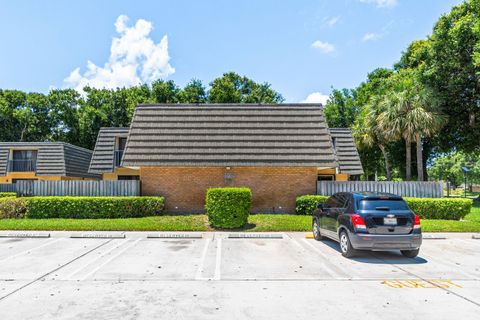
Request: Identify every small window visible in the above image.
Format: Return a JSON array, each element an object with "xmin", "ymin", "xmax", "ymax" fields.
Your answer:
[
  {"xmin": 118, "ymin": 175, "xmax": 139, "ymax": 181},
  {"xmin": 332, "ymin": 137, "xmax": 337, "ymax": 152},
  {"xmin": 318, "ymin": 175, "xmax": 334, "ymax": 181},
  {"xmin": 117, "ymin": 137, "xmax": 128, "ymax": 151}
]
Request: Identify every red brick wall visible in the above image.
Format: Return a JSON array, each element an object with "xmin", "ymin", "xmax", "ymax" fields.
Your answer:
[{"xmin": 141, "ymin": 167, "xmax": 317, "ymax": 213}]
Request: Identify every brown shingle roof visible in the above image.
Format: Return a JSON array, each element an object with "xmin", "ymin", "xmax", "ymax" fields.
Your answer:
[
  {"xmin": 122, "ymin": 104, "xmax": 337, "ymax": 168},
  {"xmin": 330, "ymin": 128, "xmax": 364, "ymax": 175}
]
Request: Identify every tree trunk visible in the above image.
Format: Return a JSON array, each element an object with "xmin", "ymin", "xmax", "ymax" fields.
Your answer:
[
  {"xmin": 378, "ymin": 144, "xmax": 392, "ymax": 181},
  {"xmin": 405, "ymin": 138, "xmax": 412, "ymax": 181},
  {"xmin": 416, "ymin": 133, "xmax": 424, "ymax": 181}
]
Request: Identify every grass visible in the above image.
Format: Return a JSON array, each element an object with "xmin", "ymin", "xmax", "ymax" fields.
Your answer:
[{"xmin": 0, "ymin": 203, "xmax": 478, "ymax": 232}]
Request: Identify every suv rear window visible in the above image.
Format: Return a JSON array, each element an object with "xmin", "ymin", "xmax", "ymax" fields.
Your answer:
[{"xmin": 357, "ymin": 199, "xmax": 409, "ymax": 211}]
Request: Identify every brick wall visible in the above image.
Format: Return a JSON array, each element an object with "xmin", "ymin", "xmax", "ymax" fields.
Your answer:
[{"xmin": 141, "ymin": 167, "xmax": 318, "ymax": 213}]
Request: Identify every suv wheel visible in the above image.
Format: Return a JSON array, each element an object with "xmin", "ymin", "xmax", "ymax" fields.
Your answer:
[
  {"xmin": 401, "ymin": 249, "xmax": 420, "ymax": 258},
  {"xmin": 339, "ymin": 230, "xmax": 356, "ymax": 258},
  {"xmin": 312, "ymin": 218, "xmax": 323, "ymax": 241}
]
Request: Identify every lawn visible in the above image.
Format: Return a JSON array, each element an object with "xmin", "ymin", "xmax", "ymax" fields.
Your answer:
[{"xmin": 0, "ymin": 203, "xmax": 478, "ymax": 232}]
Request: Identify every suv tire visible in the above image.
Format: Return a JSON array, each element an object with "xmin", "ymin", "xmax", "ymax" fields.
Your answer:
[
  {"xmin": 339, "ymin": 230, "xmax": 356, "ymax": 258},
  {"xmin": 401, "ymin": 249, "xmax": 420, "ymax": 258},
  {"xmin": 313, "ymin": 218, "xmax": 323, "ymax": 241}
]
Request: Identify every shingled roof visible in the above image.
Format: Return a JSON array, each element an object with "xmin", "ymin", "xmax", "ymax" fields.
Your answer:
[
  {"xmin": 0, "ymin": 142, "xmax": 99, "ymax": 178},
  {"xmin": 121, "ymin": 104, "xmax": 337, "ymax": 168},
  {"xmin": 89, "ymin": 128, "xmax": 130, "ymax": 174},
  {"xmin": 329, "ymin": 128, "xmax": 364, "ymax": 175}
]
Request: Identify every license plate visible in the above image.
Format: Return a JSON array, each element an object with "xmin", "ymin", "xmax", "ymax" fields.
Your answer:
[{"xmin": 384, "ymin": 217, "xmax": 397, "ymax": 225}]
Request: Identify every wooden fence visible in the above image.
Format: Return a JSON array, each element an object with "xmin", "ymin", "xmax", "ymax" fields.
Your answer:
[
  {"xmin": 0, "ymin": 184, "xmax": 17, "ymax": 193},
  {"xmin": 317, "ymin": 181, "xmax": 444, "ymax": 198},
  {"xmin": 16, "ymin": 180, "xmax": 141, "ymax": 197}
]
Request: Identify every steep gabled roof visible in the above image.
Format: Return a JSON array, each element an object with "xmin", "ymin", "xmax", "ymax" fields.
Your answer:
[
  {"xmin": 330, "ymin": 128, "xmax": 364, "ymax": 175},
  {"xmin": 89, "ymin": 127, "xmax": 130, "ymax": 173},
  {"xmin": 0, "ymin": 142, "xmax": 98, "ymax": 178},
  {"xmin": 122, "ymin": 104, "xmax": 337, "ymax": 168}
]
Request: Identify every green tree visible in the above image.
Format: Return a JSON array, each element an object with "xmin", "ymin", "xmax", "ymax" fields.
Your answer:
[
  {"xmin": 323, "ymin": 88, "xmax": 358, "ymax": 128},
  {"xmin": 152, "ymin": 80, "xmax": 179, "ymax": 103},
  {"xmin": 178, "ymin": 79, "xmax": 207, "ymax": 103},
  {"xmin": 208, "ymin": 72, "xmax": 283, "ymax": 103}
]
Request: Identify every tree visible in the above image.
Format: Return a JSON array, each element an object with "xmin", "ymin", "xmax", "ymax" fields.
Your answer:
[
  {"xmin": 208, "ymin": 72, "xmax": 283, "ymax": 103},
  {"xmin": 152, "ymin": 80, "xmax": 179, "ymax": 103},
  {"xmin": 377, "ymin": 72, "xmax": 444, "ymax": 180},
  {"xmin": 178, "ymin": 79, "xmax": 207, "ymax": 103},
  {"xmin": 323, "ymin": 89, "xmax": 358, "ymax": 128}
]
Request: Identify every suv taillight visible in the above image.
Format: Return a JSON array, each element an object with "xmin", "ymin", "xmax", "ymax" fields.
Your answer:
[
  {"xmin": 351, "ymin": 214, "xmax": 367, "ymax": 231},
  {"xmin": 413, "ymin": 214, "xmax": 421, "ymax": 229}
]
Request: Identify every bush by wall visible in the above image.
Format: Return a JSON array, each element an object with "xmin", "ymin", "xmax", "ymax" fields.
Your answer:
[
  {"xmin": 0, "ymin": 198, "xmax": 27, "ymax": 219},
  {"xmin": 296, "ymin": 195, "xmax": 472, "ymax": 220},
  {"xmin": 0, "ymin": 192, "xmax": 16, "ymax": 198},
  {"xmin": 206, "ymin": 187, "xmax": 251, "ymax": 228},
  {"xmin": 0, "ymin": 196, "xmax": 166, "ymax": 219},
  {"xmin": 295, "ymin": 195, "xmax": 329, "ymax": 215},
  {"xmin": 404, "ymin": 197, "xmax": 472, "ymax": 220}
]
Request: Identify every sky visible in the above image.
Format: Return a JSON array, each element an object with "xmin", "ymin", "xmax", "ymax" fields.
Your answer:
[{"xmin": 0, "ymin": 0, "xmax": 464, "ymax": 103}]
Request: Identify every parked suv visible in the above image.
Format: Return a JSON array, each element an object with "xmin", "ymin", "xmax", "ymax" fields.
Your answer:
[{"xmin": 312, "ymin": 192, "xmax": 422, "ymax": 258}]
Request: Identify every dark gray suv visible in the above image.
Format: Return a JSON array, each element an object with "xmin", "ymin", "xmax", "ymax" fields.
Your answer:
[{"xmin": 312, "ymin": 192, "xmax": 422, "ymax": 258}]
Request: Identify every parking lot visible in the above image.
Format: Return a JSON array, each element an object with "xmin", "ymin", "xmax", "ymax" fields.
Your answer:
[{"xmin": 0, "ymin": 231, "xmax": 479, "ymax": 319}]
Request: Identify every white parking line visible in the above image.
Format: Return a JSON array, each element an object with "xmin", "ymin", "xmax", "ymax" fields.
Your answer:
[
  {"xmin": 213, "ymin": 238, "xmax": 222, "ymax": 281},
  {"xmin": 301, "ymin": 238, "xmax": 348, "ymax": 278},
  {"xmin": 80, "ymin": 239, "xmax": 141, "ymax": 281},
  {"xmin": 0, "ymin": 238, "xmax": 63, "ymax": 263},
  {"xmin": 64, "ymin": 240, "xmax": 132, "ymax": 280},
  {"xmin": 195, "ymin": 238, "xmax": 211, "ymax": 280}
]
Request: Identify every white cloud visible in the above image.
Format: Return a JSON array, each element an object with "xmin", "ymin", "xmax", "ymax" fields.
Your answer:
[
  {"xmin": 64, "ymin": 15, "xmax": 175, "ymax": 92},
  {"xmin": 359, "ymin": 0, "xmax": 397, "ymax": 8},
  {"xmin": 362, "ymin": 32, "xmax": 382, "ymax": 42},
  {"xmin": 325, "ymin": 16, "xmax": 340, "ymax": 27},
  {"xmin": 302, "ymin": 92, "xmax": 330, "ymax": 105},
  {"xmin": 311, "ymin": 40, "xmax": 335, "ymax": 54}
]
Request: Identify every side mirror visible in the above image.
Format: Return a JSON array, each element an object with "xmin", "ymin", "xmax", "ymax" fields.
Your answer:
[{"xmin": 317, "ymin": 203, "xmax": 324, "ymax": 209}]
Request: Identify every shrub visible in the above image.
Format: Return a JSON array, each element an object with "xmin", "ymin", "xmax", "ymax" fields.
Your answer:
[
  {"xmin": 295, "ymin": 195, "xmax": 472, "ymax": 220},
  {"xmin": 0, "ymin": 192, "xmax": 16, "ymax": 198},
  {"xmin": 295, "ymin": 195, "xmax": 329, "ymax": 215},
  {"xmin": 404, "ymin": 197, "xmax": 472, "ymax": 220},
  {"xmin": 24, "ymin": 196, "xmax": 165, "ymax": 219},
  {"xmin": 206, "ymin": 187, "xmax": 251, "ymax": 228},
  {"xmin": 0, "ymin": 198, "xmax": 27, "ymax": 219}
]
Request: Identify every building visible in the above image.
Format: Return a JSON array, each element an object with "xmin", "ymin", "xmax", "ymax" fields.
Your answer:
[
  {"xmin": 88, "ymin": 127, "xmax": 140, "ymax": 180},
  {"xmin": 327, "ymin": 128, "xmax": 364, "ymax": 180},
  {"xmin": 0, "ymin": 142, "xmax": 99, "ymax": 183},
  {"xmin": 120, "ymin": 104, "xmax": 344, "ymax": 213}
]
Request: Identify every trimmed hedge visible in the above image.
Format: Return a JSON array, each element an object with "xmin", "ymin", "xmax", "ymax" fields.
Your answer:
[
  {"xmin": 295, "ymin": 195, "xmax": 328, "ymax": 215},
  {"xmin": 0, "ymin": 196, "xmax": 165, "ymax": 219},
  {"xmin": 404, "ymin": 197, "xmax": 472, "ymax": 220},
  {"xmin": 206, "ymin": 187, "xmax": 251, "ymax": 228},
  {"xmin": 0, "ymin": 192, "xmax": 16, "ymax": 198},
  {"xmin": 295, "ymin": 195, "xmax": 472, "ymax": 220}
]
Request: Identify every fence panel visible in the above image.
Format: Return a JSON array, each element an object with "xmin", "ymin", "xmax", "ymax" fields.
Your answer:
[
  {"xmin": 317, "ymin": 181, "xmax": 443, "ymax": 198},
  {"xmin": 0, "ymin": 184, "xmax": 16, "ymax": 192},
  {"xmin": 16, "ymin": 180, "xmax": 140, "ymax": 197}
]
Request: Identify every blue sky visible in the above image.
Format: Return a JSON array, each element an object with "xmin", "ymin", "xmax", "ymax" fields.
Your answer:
[{"xmin": 0, "ymin": 0, "xmax": 463, "ymax": 102}]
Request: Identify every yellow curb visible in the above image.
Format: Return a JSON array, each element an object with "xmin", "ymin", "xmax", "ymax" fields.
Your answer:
[{"xmin": 305, "ymin": 233, "xmax": 314, "ymax": 239}]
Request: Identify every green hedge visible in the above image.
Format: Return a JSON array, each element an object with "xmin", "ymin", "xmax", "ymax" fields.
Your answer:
[
  {"xmin": 0, "ymin": 198, "xmax": 27, "ymax": 219},
  {"xmin": 0, "ymin": 196, "xmax": 164, "ymax": 219},
  {"xmin": 404, "ymin": 197, "xmax": 472, "ymax": 220},
  {"xmin": 295, "ymin": 195, "xmax": 472, "ymax": 220},
  {"xmin": 206, "ymin": 187, "xmax": 251, "ymax": 228},
  {"xmin": 295, "ymin": 195, "xmax": 329, "ymax": 215},
  {"xmin": 0, "ymin": 192, "xmax": 16, "ymax": 198}
]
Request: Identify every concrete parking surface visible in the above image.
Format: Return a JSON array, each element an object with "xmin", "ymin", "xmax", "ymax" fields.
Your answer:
[{"xmin": 0, "ymin": 231, "xmax": 479, "ymax": 319}]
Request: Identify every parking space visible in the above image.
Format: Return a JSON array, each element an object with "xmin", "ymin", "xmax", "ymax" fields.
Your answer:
[{"xmin": 0, "ymin": 231, "xmax": 479, "ymax": 319}]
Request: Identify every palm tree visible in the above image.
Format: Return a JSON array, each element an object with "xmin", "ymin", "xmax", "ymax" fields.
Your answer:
[
  {"xmin": 354, "ymin": 103, "xmax": 393, "ymax": 180},
  {"xmin": 377, "ymin": 90, "xmax": 443, "ymax": 181}
]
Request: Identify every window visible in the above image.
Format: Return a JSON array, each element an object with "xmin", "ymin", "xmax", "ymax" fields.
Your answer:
[
  {"xmin": 318, "ymin": 175, "xmax": 335, "ymax": 181},
  {"xmin": 118, "ymin": 175, "xmax": 139, "ymax": 181},
  {"xmin": 332, "ymin": 137, "xmax": 337, "ymax": 152},
  {"xmin": 115, "ymin": 137, "xmax": 128, "ymax": 167},
  {"xmin": 9, "ymin": 150, "xmax": 37, "ymax": 172},
  {"xmin": 357, "ymin": 199, "xmax": 409, "ymax": 211}
]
